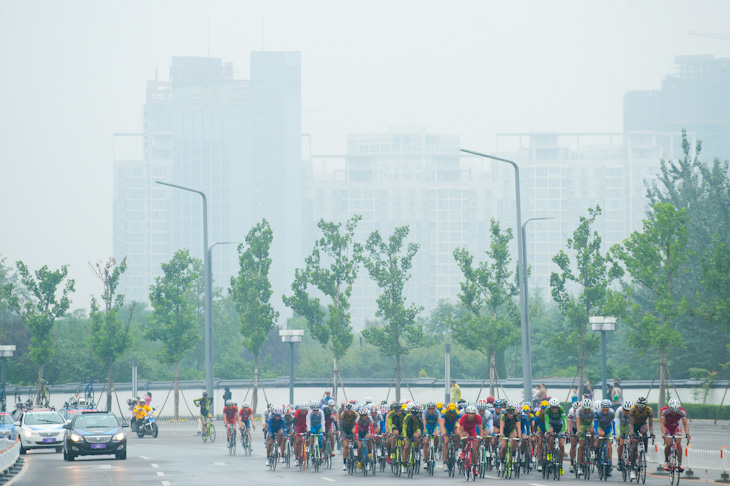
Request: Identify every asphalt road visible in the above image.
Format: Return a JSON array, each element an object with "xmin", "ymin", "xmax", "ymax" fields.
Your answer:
[{"xmin": 8, "ymin": 423, "xmax": 727, "ymax": 486}]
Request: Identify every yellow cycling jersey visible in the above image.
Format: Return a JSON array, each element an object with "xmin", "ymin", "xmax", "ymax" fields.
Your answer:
[{"xmin": 630, "ymin": 405, "xmax": 653, "ymax": 424}]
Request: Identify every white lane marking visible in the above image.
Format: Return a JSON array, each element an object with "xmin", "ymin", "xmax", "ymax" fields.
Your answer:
[
  {"xmin": 212, "ymin": 462, "xmax": 228, "ymax": 466},
  {"xmin": 156, "ymin": 471, "xmax": 165, "ymax": 477},
  {"xmin": 60, "ymin": 465, "xmax": 114, "ymax": 469},
  {"xmin": 531, "ymin": 483, "xmax": 549, "ymax": 486},
  {"xmin": 151, "ymin": 463, "xmax": 159, "ymax": 468},
  {"xmin": 322, "ymin": 478, "xmax": 336, "ymax": 482},
  {"xmin": 161, "ymin": 482, "xmax": 171, "ymax": 486},
  {"xmin": 139, "ymin": 455, "xmax": 149, "ymax": 459},
  {"xmin": 485, "ymin": 475, "xmax": 499, "ymax": 479}
]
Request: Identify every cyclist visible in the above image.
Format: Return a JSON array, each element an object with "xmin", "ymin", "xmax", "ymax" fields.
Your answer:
[
  {"xmin": 575, "ymin": 398, "xmax": 595, "ymax": 475},
  {"xmin": 323, "ymin": 403, "xmax": 337, "ymax": 457},
  {"xmin": 238, "ymin": 401, "xmax": 254, "ymax": 451},
  {"xmin": 459, "ymin": 404, "xmax": 483, "ymax": 467},
  {"xmin": 440, "ymin": 402, "xmax": 460, "ymax": 470},
  {"xmin": 307, "ymin": 403, "xmax": 326, "ymax": 462},
  {"xmin": 402, "ymin": 402, "xmax": 424, "ymax": 467},
  {"xmin": 422, "ymin": 401, "xmax": 441, "ymax": 467},
  {"xmin": 499, "ymin": 402, "xmax": 519, "ymax": 470},
  {"xmin": 293, "ymin": 402, "xmax": 308, "ymax": 467},
  {"xmin": 477, "ymin": 400, "xmax": 494, "ymax": 435},
  {"xmin": 341, "ymin": 402, "xmax": 358, "ymax": 470},
  {"xmin": 369, "ymin": 404, "xmax": 384, "ymax": 454},
  {"xmin": 354, "ymin": 407, "xmax": 374, "ymax": 468},
  {"xmin": 566, "ymin": 400, "xmax": 580, "ymax": 473},
  {"xmin": 222, "ymin": 399, "xmax": 238, "ymax": 443},
  {"xmin": 193, "ymin": 392, "xmax": 212, "ymax": 436},
  {"xmin": 660, "ymin": 398, "xmax": 690, "ymax": 472},
  {"xmin": 265, "ymin": 407, "xmax": 288, "ymax": 467},
  {"xmin": 629, "ymin": 396, "xmax": 654, "ymax": 481},
  {"xmin": 615, "ymin": 400, "xmax": 632, "ymax": 472},
  {"xmin": 519, "ymin": 403, "xmax": 534, "ymax": 460},
  {"xmin": 594, "ymin": 399, "xmax": 616, "ymax": 476},
  {"xmin": 386, "ymin": 402, "xmax": 404, "ymax": 466},
  {"xmin": 543, "ymin": 397, "xmax": 567, "ymax": 475}
]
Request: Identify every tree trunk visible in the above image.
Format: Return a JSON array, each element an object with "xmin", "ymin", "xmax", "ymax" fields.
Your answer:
[
  {"xmin": 396, "ymin": 355, "xmax": 402, "ymax": 403},
  {"xmin": 106, "ymin": 363, "xmax": 113, "ymax": 412},
  {"xmin": 35, "ymin": 364, "xmax": 44, "ymax": 405},
  {"xmin": 489, "ymin": 351, "xmax": 496, "ymax": 397},
  {"xmin": 659, "ymin": 352, "xmax": 667, "ymax": 411},
  {"xmin": 174, "ymin": 361, "xmax": 180, "ymax": 420},
  {"xmin": 252, "ymin": 354, "xmax": 259, "ymax": 414},
  {"xmin": 332, "ymin": 357, "xmax": 338, "ymax": 405}
]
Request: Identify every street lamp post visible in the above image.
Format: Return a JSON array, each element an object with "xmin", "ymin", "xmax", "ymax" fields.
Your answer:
[
  {"xmin": 522, "ymin": 217, "xmax": 554, "ymax": 359},
  {"xmin": 590, "ymin": 316, "xmax": 616, "ymax": 400},
  {"xmin": 156, "ymin": 181, "xmax": 214, "ymax": 400},
  {"xmin": 0, "ymin": 345, "xmax": 15, "ymax": 412},
  {"xmin": 461, "ymin": 148, "xmax": 532, "ymax": 402},
  {"xmin": 279, "ymin": 330, "xmax": 304, "ymax": 404}
]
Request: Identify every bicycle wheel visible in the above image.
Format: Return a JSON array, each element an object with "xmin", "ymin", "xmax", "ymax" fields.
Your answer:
[
  {"xmin": 514, "ymin": 446, "xmax": 521, "ymax": 479},
  {"xmin": 271, "ymin": 450, "xmax": 279, "ymax": 471},
  {"xmin": 621, "ymin": 449, "xmax": 628, "ymax": 482},
  {"xmin": 640, "ymin": 450, "xmax": 647, "ymax": 484},
  {"xmin": 325, "ymin": 440, "xmax": 332, "ymax": 469},
  {"xmin": 313, "ymin": 443, "xmax": 320, "ymax": 472},
  {"xmin": 202, "ymin": 424, "xmax": 208, "ymax": 443},
  {"xmin": 209, "ymin": 423, "xmax": 216, "ymax": 443}
]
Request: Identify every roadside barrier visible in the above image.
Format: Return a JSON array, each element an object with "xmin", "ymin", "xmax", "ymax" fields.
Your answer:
[
  {"xmin": 647, "ymin": 442, "xmax": 730, "ymax": 482},
  {"xmin": 0, "ymin": 438, "xmax": 22, "ymax": 482}
]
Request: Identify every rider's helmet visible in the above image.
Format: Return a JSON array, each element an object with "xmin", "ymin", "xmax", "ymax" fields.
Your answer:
[
  {"xmin": 541, "ymin": 400, "xmax": 550, "ymax": 409},
  {"xmin": 548, "ymin": 397, "xmax": 560, "ymax": 408},
  {"xmin": 522, "ymin": 404, "xmax": 531, "ymax": 412},
  {"xmin": 272, "ymin": 407, "xmax": 281, "ymax": 416},
  {"xmin": 389, "ymin": 402, "xmax": 398, "ymax": 411},
  {"xmin": 226, "ymin": 399, "xmax": 233, "ymax": 406},
  {"xmin": 505, "ymin": 403, "xmax": 516, "ymax": 412},
  {"xmin": 622, "ymin": 400, "xmax": 633, "ymax": 410},
  {"xmin": 364, "ymin": 396, "xmax": 373, "ymax": 404},
  {"xmin": 359, "ymin": 407, "xmax": 368, "ymax": 416},
  {"xmin": 465, "ymin": 405, "xmax": 477, "ymax": 414},
  {"xmin": 572, "ymin": 401, "xmax": 581, "ymax": 410},
  {"xmin": 426, "ymin": 401, "xmax": 436, "ymax": 409},
  {"xmin": 494, "ymin": 399, "xmax": 504, "ymax": 408},
  {"xmin": 401, "ymin": 403, "xmax": 408, "ymax": 411},
  {"xmin": 312, "ymin": 403, "xmax": 320, "ymax": 411},
  {"xmin": 581, "ymin": 398, "xmax": 593, "ymax": 410},
  {"xmin": 593, "ymin": 400, "xmax": 601, "ymax": 411},
  {"xmin": 636, "ymin": 397, "xmax": 648, "ymax": 409},
  {"xmin": 477, "ymin": 401, "xmax": 487, "ymax": 411},
  {"xmin": 369, "ymin": 404, "xmax": 378, "ymax": 413},
  {"xmin": 447, "ymin": 402, "xmax": 456, "ymax": 412},
  {"xmin": 242, "ymin": 401, "xmax": 250, "ymax": 409},
  {"xmin": 202, "ymin": 392, "xmax": 208, "ymax": 397},
  {"xmin": 600, "ymin": 399, "xmax": 611, "ymax": 409},
  {"xmin": 328, "ymin": 399, "xmax": 335, "ymax": 407},
  {"xmin": 485, "ymin": 403, "xmax": 494, "ymax": 411},
  {"xmin": 668, "ymin": 398, "xmax": 681, "ymax": 412},
  {"xmin": 286, "ymin": 407, "xmax": 294, "ymax": 415},
  {"xmin": 345, "ymin": 402, "xmax": 353, "ymax": 411},
  {"xmin": 436, "ymin": 402, "xmax": 443, "ymax": 409},
  {"xmin": 406, "ymin": 402, "xmax": 415, "ymax": 412},
  {"xmin": 486, "ymin": 395, "xmax": 495, "ymax": 404}
]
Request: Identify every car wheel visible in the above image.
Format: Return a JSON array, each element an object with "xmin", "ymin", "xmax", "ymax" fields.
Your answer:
[
  {"xmin": 19, "ymin": 445, "xmax": 26, "ymax": 455},
  {"xmin": 63, "ymin": 448, "xmax": 68, "ymax": 461},
  {"xmin": 67, "ymin": 451, "xmax": 75, "ymax": 461},
  {"xmin": 116, "ymin": 451, "xmax": 127, "ymax": 460},
  {"xmin": 55, "ymin": 446, "xmax": 63, "ymax": 453}
]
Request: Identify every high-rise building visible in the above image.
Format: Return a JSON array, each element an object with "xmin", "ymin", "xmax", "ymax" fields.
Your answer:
[
  {"xmin": 114, "ymin": 53, "xmax": 302, "ymax": 312},
  {"xmin": 624, "ymin": 55, "xmax": 730, "ymax": 160}
]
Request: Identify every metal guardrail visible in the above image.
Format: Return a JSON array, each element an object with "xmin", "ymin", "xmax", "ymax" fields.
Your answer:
[
  {"xmin": 647, "ymin": 442, "xmax": 730, "ymax": 472},
  {"xmin": 0, "ymin": 437, "xmax": 21, "ymax": 476}
]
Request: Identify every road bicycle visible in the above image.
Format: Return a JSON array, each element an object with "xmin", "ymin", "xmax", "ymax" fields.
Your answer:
[
  {"xmin": 240, "ymin": 425, "xmax": 252, "ymax": 455},
  {"xmin": 424, "ymin": 432, "xmax": 437, "ymax": 476},
  {"xmin": 360, "ymin": 436, "xmax": 376, "ymax": 477},
  {"xmin": 578, "ymin": 432, "xmax": 592, "ymax": 480},
  {"xmin": 499, "ymin": 434, "xmax": 517, "ymax": 480},
  {"xmin": 268, "ymin": 440, "xmax": 280, "ymax": 471},
  {"xmin": 390, "ymin": 436, "xmax": 405, "ymax": 477},
  {"xmin": 462, "ymin": 436, "xmax": 480, "ymax": 481},
  {"xmin": 404, "ymin": 436, "xmax": 421, "ymax": 478},
  {"xmin": 667, "ymin": 434, "xmax": 687, "ymax": 486},
  {"xmin": 202, "ymin": 417, "xmax": 216, "ymax": 443},
  {"xmin": 629, "ymin": 433, "xmax": 653, "ymax": 484},
  {"xmin": 375, "ymin": 434, "xmax": 387, "ymax": 472},
  {"xmin": 543, "ymin": 432, "xmax": 562, "ymax": 480},
  {"xmin": 596, "ymin": 435, "xmax": 612, "ymax": 481},
  {"xmin": 227, "ymin": 425, "xmax": 236, "ymax": 455},
  {"xmin": 619, "ymin": 434, "xmax": 631, "ymax": 482},
  {"xmin": 445, "ymin": 433, "xmax": 459, "ymax": 478},
  {"xmin": 310, "ymin": 432, "xmax": 326, "ymax": 472}
]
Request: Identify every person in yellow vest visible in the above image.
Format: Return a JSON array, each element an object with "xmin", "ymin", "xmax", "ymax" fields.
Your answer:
[
  {"xmin": 132, "ymin": 398, "xmax": 152, "ymax": 432},
  {"xmin": 451, "ymin": 380, "xmax": 462, "ymax": 402}
]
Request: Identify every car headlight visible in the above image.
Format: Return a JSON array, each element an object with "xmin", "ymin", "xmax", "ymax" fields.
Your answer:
[
  {"xmin": 23, "ymin": 429, "xmax": 33, "ymax": 438},
  {"xmin": 113, "ymin": 433, "xmax": 125, "ymax": 442},
  {"xmin": 70, "ymin": 433, "xmax": 82, "ymax": 442}
]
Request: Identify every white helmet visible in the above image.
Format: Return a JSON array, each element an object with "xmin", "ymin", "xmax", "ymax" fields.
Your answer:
[
  {"xmin": 466, "ymin": 405, "xmax": 477, "ymax": 414},
  {"xmin": 242, "ymin": 401, "xmax": 250, "ymax": 408},
  {"xmin": 581, "ymin": 398, "xmax": 593, "ymax": 409},
  {"xmin": 226, "ymin": 399, "xmax": 233, "ymax": 406},
  {"xmin": 548, "ymin": 398, "xmax": 560, "ymax": 407},
  {"xmin": 622, "ymin": 400, "xmax": 633, "ymax": 410},
  {"xmin": 668, "ymin": 398, "xmax": 681, "ymax": 412},
  {"xmin": 364, "ymin": 396, "xmax": 373, "ymax": 404},
  {"xmin": 572, "ymin": 401, "xmax": 581, "ymax": 410}
]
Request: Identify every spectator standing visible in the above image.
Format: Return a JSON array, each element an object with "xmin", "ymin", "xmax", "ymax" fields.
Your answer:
[
  {"xmin": 531, "ymin": 385, "xmax": 540, "ymax": 406},
  {"xmin": 538, "ymin": 384, "xmax": 548, "ymax": 401},
  {"xmin": 610, "ymin": 379, "xmax": 623, "ymax": 410},
  {"xmin": 583, "ymin": 380, "xmax": 594, "ymax": 400},
  {"xmin": 451, "ymin": 380, "xmax": 462, "ymax": 402},
  {"xmin": 145, "ymin": 392, "xmax": 152, "ymax": 407},
  {"xmin": 569, "ymin": 387, "xmax": 578, "ymax": 403}
]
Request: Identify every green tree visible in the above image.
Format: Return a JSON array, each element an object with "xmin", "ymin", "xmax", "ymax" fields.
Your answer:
[
  {"xmin": 551, "ymin": 206, "xmax": 622, "ymax": 399},
  {"xmin": 699, "ymin": 240, "xmax": 730, "ymax": 330},
  {"xmin": 88, "ymin": 257, "xmax": 134, "ymax": 411},
  {"xmin": 451, "ymin": 218, "xmax": 520, "ymax": 396},
  {"xmin": 146, "ymin": 250, "xmax": 200, "ymax": 419},
  {"xmin": 230, "ymin": 220, "xmax": 278, "ymax": 413},
  {"xmin": 283, "ymin": 215, "xmax": 361, "ymax": 403},
  {"xmin": 358, "ymin": 225, "xmax": 427, "ymax": 402},
  {"xmin": 611, "ymin": 202, "xmax": 691, "ymax": 409},
  {"xmin": 9, "ymin": 261, "xmax": 74, "ymax": 404}
]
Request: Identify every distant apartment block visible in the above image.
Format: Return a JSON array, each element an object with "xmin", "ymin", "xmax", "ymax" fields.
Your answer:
[{"xmin": 114, "ymin": 53, "xmax": 303, "ymax": 311}]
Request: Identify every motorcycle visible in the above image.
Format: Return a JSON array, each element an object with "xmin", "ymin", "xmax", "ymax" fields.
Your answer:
[{"xmin": 136, "ymin": 407, "xmax": 159, "ymax": 438}]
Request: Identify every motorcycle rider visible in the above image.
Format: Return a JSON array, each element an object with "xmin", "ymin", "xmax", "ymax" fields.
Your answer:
[{"xmin": 133, "ymin": 397, "xmax": 152, "ymax": 432}]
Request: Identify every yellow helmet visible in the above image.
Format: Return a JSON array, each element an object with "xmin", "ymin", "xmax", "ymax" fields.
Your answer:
[
  {"xmin": 522, "ymin": 404, "xmax": 531, "ymax": 412},
  {"xmin": 541, "ymin": 400, "xmax": 549, "ymax": 409},
  {"xmin": 401, "ymin": 403, "xmax": 408, "ymax": 410},
  {"xmin": 436, "ymin": 402, "xmax": 443, "ymax": 410},
  {"xmin": 447, "ymin": 402, "xmax": 456, "ymax": 411}
]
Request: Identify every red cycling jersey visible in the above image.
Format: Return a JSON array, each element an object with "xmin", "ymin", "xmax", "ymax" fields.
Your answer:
[
  {"xmin": 238, "ymin": 407, "xmax": 253, "ymax": 422},
  {"xmin": 294, "ymin": 408, "xmax": 308, "ymax": 433},
  {"xmin": 223, "ymin": 406, "xmax": 238, "ymax": 424},
  {"xmin": 660, "ymin": 406, "xmax": 686, "ymax": 434},
  {"xmin": 459, "ymin": 413, "xmax": 483, "ymax": 436},
  {"xmin": 354, "ymin": 419, "xmax": 374, "ymax": 436}
]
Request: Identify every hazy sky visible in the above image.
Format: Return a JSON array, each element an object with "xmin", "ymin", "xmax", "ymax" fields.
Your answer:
[{"xmin": 1, "ymin": 0, "xmax": 729, "ymax": 310}]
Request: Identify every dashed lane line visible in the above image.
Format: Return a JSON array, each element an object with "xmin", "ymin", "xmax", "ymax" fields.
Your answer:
[{"xmin": 157, "ymin": 471, "xmax": 165, "ymax": 477}]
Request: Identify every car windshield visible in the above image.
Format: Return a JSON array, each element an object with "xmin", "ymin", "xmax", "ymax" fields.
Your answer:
[
  {"xmin": 0, "ymin": 414, "xmax": 13, "ymax": 425},
  {"xmin": 24, "ymin": 412, "xmax": 65, "ymax": 425},
  {"xmin": 75, "ymin": 414, "xmax": 119, "ymax": 429}
]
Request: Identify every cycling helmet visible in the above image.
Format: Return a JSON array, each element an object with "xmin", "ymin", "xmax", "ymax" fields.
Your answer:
[
  {"xmin": 369, "ymin": 404, "xmax": 378, "ymax": 412},
  {"xmin": 486, "ymin": 395, "xmax": 495, "ymax": 404},
  {"xmin": 495, "ymin": 399, "xmax": 505, "ymax": 408},
  {"xmin": 541, "ymin": 400, "xmax": 550, "ymax": 409},
  {"xmin": 426, "ymin": 401, "xmax": 436, "ymax": 408},
  {"xmin": 359, "ymin": 407, "xmax": 368, "ymax": 415},
  {"xmin": 477, "ymin": 402, "xmax": 487, "ymax": 410},
  {"xmin": 417, "ymin": 403, "xmax": 424, "ymax": 413},
  {"xmin": 401, "ymin": 403, "xmax": 408, "ymax": 411},
  {"xmin": 505, "ymin": 403, "xmax": 516, "ymax": 412},
  {"xmin": 600, "ymin": 399, "xmax": 611, "ymax": 409},
  {"xmin": 328, "ymin": 399, "xmax": 335, "ymax": 407},
  {"xmin": 389, "ymin": 402, "xmax": 398, "ymax": 411},
  {"xmin": 406, "ymin": 402, "xmax": 416, "ymax": 412},
  {"xmin": 345, "ymin": 402, "xmax": 353, "ymax": 410},
  {"xmin": 593, "ymin": 400, "xmax": 601, "ymax": 410},
  {"xmin": 572, "ymin": 401, "xmax": 581, "ymax": 410},
  {"xmin": 312, "ymin": 403, "xmax": 320, "ymax": 411},
  {"xmin": 436, "ymin": 402, "xmax": 443, "ymax": 409},
  {"xmin": 364, "ymin": 396, "xmax": 373, "ymax": 404},
  {"xmin": 548, "ymin": 397, "xmax": 560, "ymax": 407},
  {"xmin": 380, "ymin": 405, "xmax": 388, "ymax": 414},
  {"xmin": 286, "ymin": 407, "xmax": 294, "ymax": 415},
  {"xmin": 465, "ymin": 405, "xmax": 477, "ymax": 414},
  {"xmin": 581, "ymin": 398, "xmax": 593, "ymax": 409},
  {"xmin": 622, "ymin": 400, "xmax": 633, "ymax": 410},
  {"xmin": 202, "ymin": 391, "xmax": 208, "ymax": 396},
  {"xmin": 522, "ymin": 404, "xmax": 531, "ymax": 412},
  {"xmin": 321, "ymin": 405, "xmax": 329, "ymax": 413},
  {"xmin": 226, "ymin": 399, "xmax": 233, "ymax": 406},
  {"xmin": 242, "ymin": 401, "xmax": 250, "ymax": 408},
  {"xmin": 485, "ymin": 403, "xmax": 494, "ymax": 411},
  {"xmin": 447, "ymin": 402, "xmax": 456, "ymax": 412},
  {"xmin": 636, "ymin": 397, "xmax": 648, "ymax": 408},
  {"xmin": 272, "ymin": 407, "xmax": 281, "ymax": 415},
  {"xmin": 668, "ymin": 398, "xmax": 680, "ymax": 412}
]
